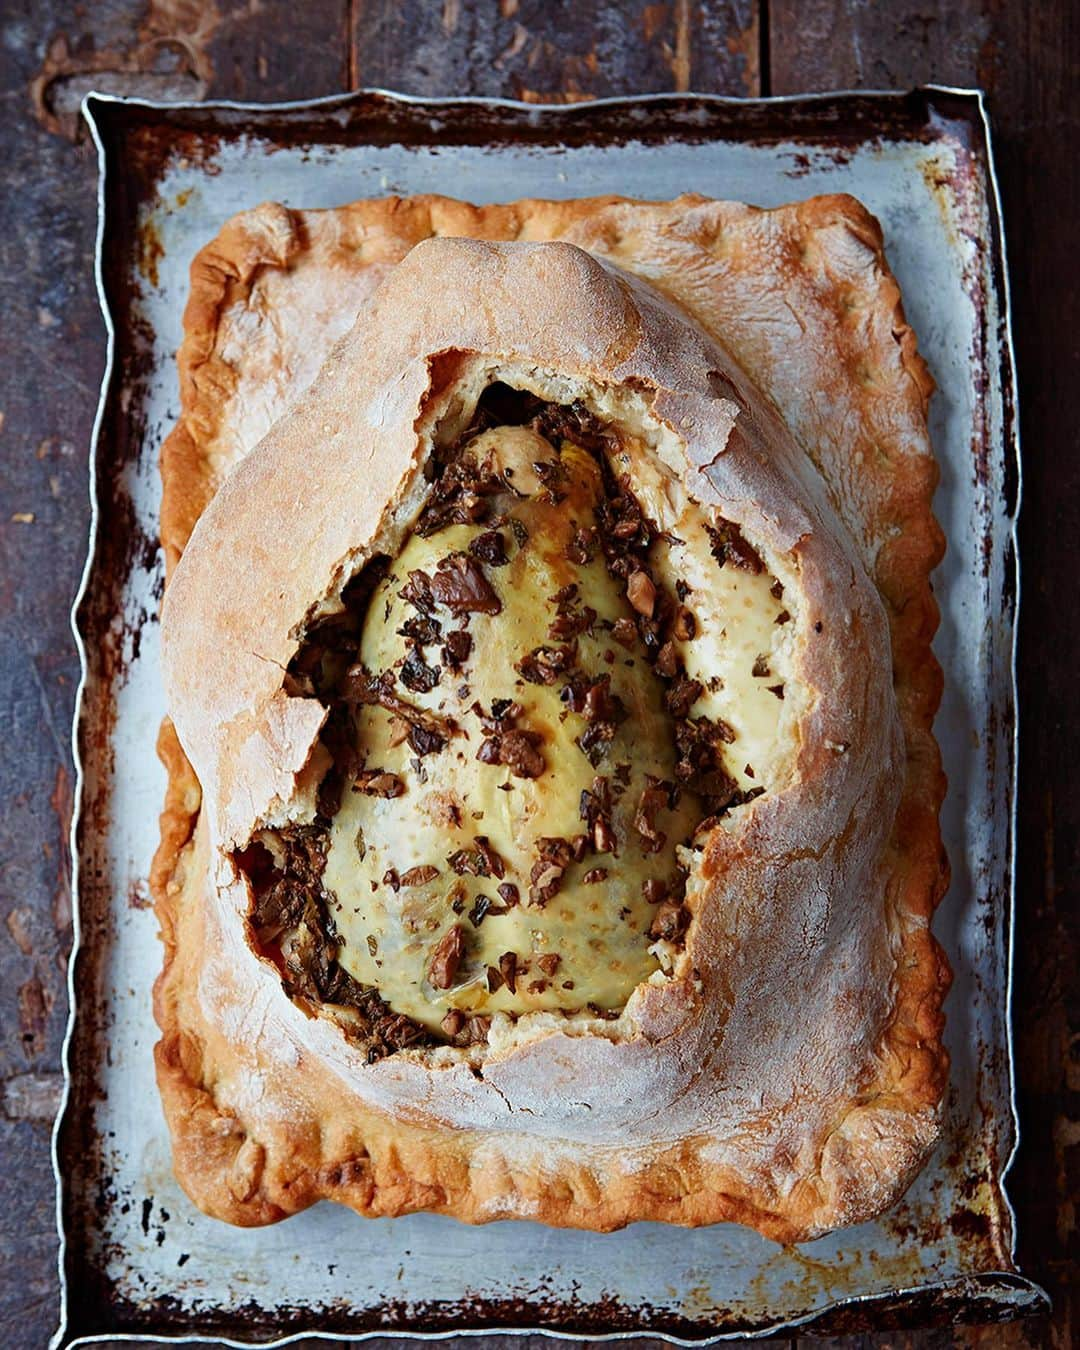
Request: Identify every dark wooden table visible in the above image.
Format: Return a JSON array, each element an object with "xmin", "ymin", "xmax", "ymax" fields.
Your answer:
[{"xmin": 1, "ymin": 3, "xmax": 1075, "ymax": 1347}]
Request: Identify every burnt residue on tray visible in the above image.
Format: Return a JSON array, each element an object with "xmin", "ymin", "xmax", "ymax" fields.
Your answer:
[
  {"xmin": 89, "ymin": 86, "xmax": 979, "ymax": 193},
  {"xmin": 61, "ymin": 1260, "xmax": 1047, "ymax": 1344}
]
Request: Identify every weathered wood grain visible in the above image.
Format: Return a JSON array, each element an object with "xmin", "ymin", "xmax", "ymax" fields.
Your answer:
[
  {"xmin": 351, "ymin": 0, "xmax": 760, "ymax": 99},
  {"xmin": 1, "ymin": 1, "xmax": 1076, "ymax": 1347},
  {"xmin": 209, "ymin": 0, "xmax": 349, "ymax": 102},
  {"xmin": 770, "ymin": 9, "xmax": 1080, "ymax": 1350},
  {"xmin": 987, "ymin": 2, "xmax": 1080, "ymax": 1346},
  {"xmin": 29, "ymin": 0, "xmax": 348, "ymax": 138},
  {"xmin": 1, "ymin": 9, "xmax": 105, "ymax": 1346},
  {"xmin": 768, "ymin": 0, "xmax": 992, "ymax": 94}
]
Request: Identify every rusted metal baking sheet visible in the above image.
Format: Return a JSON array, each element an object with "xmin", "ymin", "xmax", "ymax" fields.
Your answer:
[{"xmin": 55, "ymin": 88, "xmax": 1045, "ymax": 1346}]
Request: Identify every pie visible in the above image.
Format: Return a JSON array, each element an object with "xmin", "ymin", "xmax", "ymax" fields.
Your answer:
[{"xmin": 152, "ymin": 193, "xmax": 950, "ymax": 1240}]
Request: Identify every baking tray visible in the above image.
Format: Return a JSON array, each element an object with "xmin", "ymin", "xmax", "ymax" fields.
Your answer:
[{"xmin": 54, "ymin": 87, "xmax": 1046, "ymax": 1345}]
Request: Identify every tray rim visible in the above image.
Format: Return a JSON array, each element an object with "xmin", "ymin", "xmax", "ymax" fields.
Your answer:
[{"xmin": 52, "ymin": 83, "xmax": 1041, "ymax": 1348}]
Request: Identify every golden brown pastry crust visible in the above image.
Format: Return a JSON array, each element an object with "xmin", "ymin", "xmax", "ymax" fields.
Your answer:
[{"xmin": 153, "ymin": 193, "xmax": 949, "ymax": 1240}]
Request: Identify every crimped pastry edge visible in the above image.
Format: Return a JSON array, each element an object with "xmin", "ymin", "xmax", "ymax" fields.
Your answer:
[{"xmin": 152, "ymin": 193, "xmax": 950, "ymax": 1240}]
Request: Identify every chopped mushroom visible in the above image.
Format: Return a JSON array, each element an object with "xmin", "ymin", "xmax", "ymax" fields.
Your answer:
[
  {"xmin": 430, "ymin": 554, "xmax": 502, "ymax": 615},
  {"xmin": 428, "ymin": 925, "xmax": 466, "ymax": 990},
  {"xmin": 626, "ymin": 569, "xmax": 657, "ymax": 617}
]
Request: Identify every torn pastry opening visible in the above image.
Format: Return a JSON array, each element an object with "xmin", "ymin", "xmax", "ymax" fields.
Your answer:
[{"xmin": 235, "ymin": 373, "xmax": 804, "ymax": 1060}]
